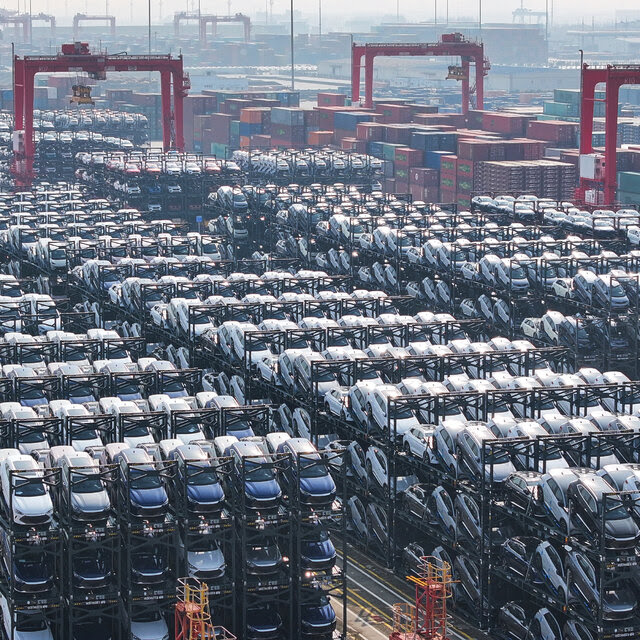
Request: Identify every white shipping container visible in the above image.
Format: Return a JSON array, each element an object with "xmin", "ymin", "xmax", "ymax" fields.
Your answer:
[{"xmin": 579, "ymin": 153, "xmax": 604, "ymax": 180}]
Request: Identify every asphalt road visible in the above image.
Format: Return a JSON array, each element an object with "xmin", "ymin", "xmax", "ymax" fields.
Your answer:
[{"xmin": 335, "ymin": 544, "xmax": 490, "ymax": 640}]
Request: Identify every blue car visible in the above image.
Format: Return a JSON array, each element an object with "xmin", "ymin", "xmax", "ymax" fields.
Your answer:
[
  {"xmin": 226, "ymin": 441, "xmax": 281, "ymax": 511},
  {"xmin": 300, "ymin": 593, "xmax": 336, "ymax": 638},
  {"xmin": 171, "ymin": 445, "xmax": 225, "ymax": 513},
  {"xmin": 279, "ymin": 438, "xmax": 336, "ymax": 507},
  {"xmin": 301, "ymin": 528, "xmax": 336, "ymax": 572},
  {"xmin": 116, "ymin": 448, "xmax": 169, "ymax": 520}
]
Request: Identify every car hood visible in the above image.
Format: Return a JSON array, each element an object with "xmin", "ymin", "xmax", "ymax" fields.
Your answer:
[
  {"xmin": 129, "ymin": 620, "xmax": 168, "ymax": 640},
  {"xmin": 604, "ymin": 517, "xmax": 640, "ymax": 543},
  {"xmin": 129, "ymin": 486, "xmax": 168, "ymax": 507},
  {"xmin": 299, "ymin": 474, "xmax": 336, "ymax": 497},
  {"xmin": 71, "ymin": 490, "xmax": 110, "ymax": 514},
  {"xmin": 301, "ymin": 603, "xmax": 336, "ymax": 626},
  {"xmin": 246, "ymin": 479, "xmax": 281, "ymax": 500},
  {"xmin": 246, "ymin": 610, "xmax": 281, "ymax": 632},
  {"xmin": 187, "ymin": 482, "xmax": 224, "ymax": 505},
  {"xmin": 301, "ymin": 538, "xmax": 336, "ymax": 561},
  {"xmin": 187, "ymin": 548, "xmax": 225, "ymax": 571},
  {"xmin": 14, "ymin": 494, "xmax": 52, "ymax": 516}
]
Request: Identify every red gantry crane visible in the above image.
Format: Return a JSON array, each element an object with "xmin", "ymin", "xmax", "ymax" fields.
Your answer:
[
  {"xmin": 351, "ymin": 33, "xmax": 489, "ymax": 113},
  {"xmin": 577, "ymin": 64, "xmax": 640, "ymax": 205},
  {"xmin": 12, "ymin": 42, "xmax": 190, "ymax": 186}
]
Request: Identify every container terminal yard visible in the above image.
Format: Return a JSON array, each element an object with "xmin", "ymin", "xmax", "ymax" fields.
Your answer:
[{"xmin": 2, "ymin": 2, "xmax": 640, "ymax": 640}]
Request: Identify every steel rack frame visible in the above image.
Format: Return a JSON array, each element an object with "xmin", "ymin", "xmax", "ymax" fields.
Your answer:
[
  {"xmin": 117, "ymin": 412, "xmax": 167, "ymax": 444},
  {"xmin": 233, "ymin": 452, "xmax": 293, "ymax": 640},
  {"xmin": 288, "ymin": 448, "xmax": 347, "ymax": 640},
  {"xmin": 176, "ymin": 456, "xmax": 236, "ymax": 625}
]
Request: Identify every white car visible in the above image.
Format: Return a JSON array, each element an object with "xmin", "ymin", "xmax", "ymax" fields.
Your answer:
[
  {"xmin": 324, "ymin": 387, "xmax": 352, "ymax": 420},
  {"xmin": 130, "ymin": 611, "xmax": 170, "ymax": 640},
  {"xmin": 365, "ymin": 446, "xmax": 389, "ymax": 489},
  {"xmin": 403, "ymin": 426, "xmax": 434, "ymax": 460},
  {"xmin": 1, "ymin": 455, "xmax": 53, "ymax": 525},
  {"xmin": 0, "ymin": 594, "xmax": 54, "ymax": 640}
]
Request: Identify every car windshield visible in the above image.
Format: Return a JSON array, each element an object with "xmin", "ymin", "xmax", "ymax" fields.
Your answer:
[
  {"xmin": 14, "ymin": 478, "xmax": 46, "ymax": 497},
  {"xmin": 316, "ymin": 370, "xmax": 337, "ymax": 383},
  {"xmin": 300, "ymin": 455, "xmax": 329, "ymax": 478},
  {"xmin": 245, "ymin": 460, "xmax": 275, "ymax": 482},
  {"xmin": 187, "ymin": 465, "xmax": 219, "ymax": 486},
  {"xmin": 71, "ymin": 473, "xmax": 104, "ymax": 494},
  {"xmin": 130, "ymin": 468, "xmax": 162, "ymax": 490},
  {"xmin": 511, "ymin": 266, "xmax": 526, "ymax": 279},
  {"xmin": 611, "ymin": 284, "xmax": 625, "ymax": 297}
]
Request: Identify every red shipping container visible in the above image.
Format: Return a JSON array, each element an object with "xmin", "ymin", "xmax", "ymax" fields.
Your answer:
[
  {"xmin": 395, "ymin": 167, "xmax": 410, "ymax": 182},
  {"xmin": 482, "ymin": 112, "xmax": 530, "ymax": 137},
  {"xmin": 251, "ymin": 134, "xmax": 272, "ymax": 149},
  {"xmin": 376, "ymin": 104, "xmax": 412, "ymax": 124},
  {"xmin": 240, "ymin": 107, "xmax": 270, "ymax": 124},
  {"xmin": 341, "ymin": 137, "xmax": 366, "ymax": 152},
  {"xmin": 307, "ymin": 130, "xmax": 334, "ymax": 146},
  {"xmin": 441, "ymin": 188, "xmax": 457, "ymax": 203},
  {"xmin": 410, "ymin": 167, "xmax": 439, "ymax": 187},
  {"xmin": 384, "ymin": 178, "xmax": 396, "ymax": 193},
  {"xmin": 395, "ymin": 147, "xmax": 424, "ymax": 167},
  {"xmin": 440, "ymin": 155, "xmax": 458, "ymax": 173},
  {"xmin": 356, "ymin": 122, "xmax": 384, "ymax": 142},
  {"xmin": 527, "ymin": 120, "xmax": 579, "ymax": 146},
  {"xmin": 317, "ymin": 92, "xmax": 346, "ymax": 107},
  {"xmin": 456, "ymin": 159, "xmax": 474, "ymax": 177},
  {"xmin": 395, "ymin": 180, "xmax": 409, "ymax": 193},
  {"xmin": 440, "ymin": 170, "xmax": 457, "ymax": 192}
]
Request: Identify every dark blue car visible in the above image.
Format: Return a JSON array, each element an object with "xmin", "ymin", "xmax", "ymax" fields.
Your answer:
[
  {"xmin": 226, "ymin": 441, "xmax": 281, "ymax": 510},
  {"xmin": 279, "ymin": 438, "xmax": 336, "ymax": 507}
]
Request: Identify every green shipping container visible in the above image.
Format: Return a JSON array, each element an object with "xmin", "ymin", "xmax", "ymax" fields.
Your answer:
[
  {"xmin": 543, "ymin": 101, "xmax": 579, "ymax": 118},
  {"xmin": 210, "ymin": 143, "xmax": 230, "ymax": 158},
  {"xmin": 616, "ymin": 190, "xmax": 640, "ymax": 205},
  {"xmin": 382, "ymin": 143, "xmax": 402, "ymax": 161},
  {"xmin": 231, "ymin": 120, "xmax": 240, "ymax": 136},
  {"xmin": 618, "ymin": 172, "xmax": 640, "ymax": 194}
]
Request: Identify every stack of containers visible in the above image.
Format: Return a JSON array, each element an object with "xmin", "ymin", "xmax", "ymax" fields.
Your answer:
[
  {"xmin": 356, "ymin": 122, "xmax": 385, "ymax": 142},
  {"xmin": 271, "ymin": 107, "xmax": 305, "ymax": 148},
  {"xmin": 409, "ymin": 167, "xmax": 440, "ymax": 202},
  {"xmin": 527, "ymin": 120, "xmax": 580, "ymax": 146},
  {"xmin": 440, "ymin": 155, "xmax": 457, "ymax": 202},
  {"xmin": 333, "ymin": 111, "xmax": 378, "ymax": 145},
  {"xmin": 394, "ymin": 147, "xmax": 424, "ymax": 192},
  {"xmin": 239, "ymin": 107, "xmax": 272, "ymax": 148}
]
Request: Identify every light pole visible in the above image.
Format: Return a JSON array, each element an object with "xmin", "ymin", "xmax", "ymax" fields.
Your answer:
[
  {"xmin": 318, "ymin": 0, "xmax": 322, "ymax": 39},
  {"xmin": 148, "ymin": 0, "xmax": 151, "ymax": 54},
  {"xmin": 290, "ymin": 0, "xmax": 295, "ymax": 90},
  {"xmin": 478, "ymin": 0, "xmax": 482, "ymax": 33},
  {"xmin": 434, "ymin": 0, "xmax": 437, "ymax": 25}
]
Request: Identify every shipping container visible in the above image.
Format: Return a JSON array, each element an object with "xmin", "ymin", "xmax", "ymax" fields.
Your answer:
[{"xmin": 395, "ymin": 147, "xmax": 424, "ymax": 167}]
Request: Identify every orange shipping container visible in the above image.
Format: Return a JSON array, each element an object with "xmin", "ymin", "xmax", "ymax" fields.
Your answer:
[{"xmin": 307, "ymin": 130, "xmax": 334, "ymax": 146}]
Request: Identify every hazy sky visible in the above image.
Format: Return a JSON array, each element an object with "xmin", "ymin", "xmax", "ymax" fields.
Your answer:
[{"xmin": 16, "ymin": 0, "xmax": 640, "ymax": 25}]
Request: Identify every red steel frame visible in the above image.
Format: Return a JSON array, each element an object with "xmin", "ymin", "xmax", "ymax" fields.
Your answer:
[
  {"xmin": 12, "ymin": 44, "xmax": 189, "ymax": 185},
  {"xmin": 73, "ymin": 14, "xmax": 116, "ymax": 39},
  {"xmin": 351, "ymin": 34, "xmax": 488, "ymax": 112},
  {"xmin": 578, "ymin": 64, "xmax": 640, "ymax": 205}
]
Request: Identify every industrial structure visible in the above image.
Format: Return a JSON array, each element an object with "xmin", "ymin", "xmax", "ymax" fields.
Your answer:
[
  {"xmin": 173, "ymin": 12, "xmax": 251, "ymax": 43},
  {"xmin": 12, "ymin": 42, "xmax": 189, "ymax": 186},
  {"xmin": 351, "ymin": 34, "xmax": 489, "ymax": 112}
]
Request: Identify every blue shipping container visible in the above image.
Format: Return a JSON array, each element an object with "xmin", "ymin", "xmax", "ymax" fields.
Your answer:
[
  {"xmin": 239, "ymin": 122, "xmax": 263, "ymax": 137},
  {"xmin": 334, "ymin": 111, "xmax": 374, "ymax": 131},
  {"xmin": 368, "ymin": 141, "xmax": 384, "ymax": 158},
  {"xmin": 425, "ymin": 150, "xmax": 449, "ymax": 170}
]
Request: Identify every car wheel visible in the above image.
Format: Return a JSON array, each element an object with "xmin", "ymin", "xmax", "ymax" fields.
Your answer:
[{"xmin": 404, "ymin": 443, "xmax": 412, "ymax": 455}]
